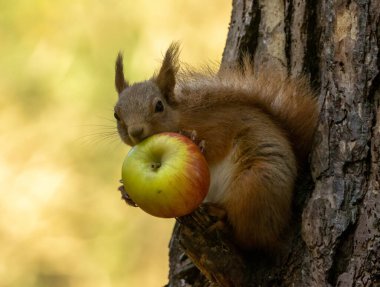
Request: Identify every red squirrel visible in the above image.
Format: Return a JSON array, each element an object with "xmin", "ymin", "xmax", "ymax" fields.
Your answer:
[{"xmin": 114, "ymin": 43, "xmax": 318, "ymax": 249}]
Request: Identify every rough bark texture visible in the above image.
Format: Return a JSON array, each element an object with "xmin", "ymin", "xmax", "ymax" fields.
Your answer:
[{"xmin": 167, "ymin": 0, "xmax": 380, "ymax": 286}]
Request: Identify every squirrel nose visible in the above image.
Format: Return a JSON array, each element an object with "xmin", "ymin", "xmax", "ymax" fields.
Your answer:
[{"xmin": 128, "ymin": 126, "xmax": 144, "ymax": 141}]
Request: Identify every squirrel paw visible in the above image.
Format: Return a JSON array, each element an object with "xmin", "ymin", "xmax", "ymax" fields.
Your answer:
[
  {"xmin": 118, "ymin": 180, "xmax": 138, "ymax": 207},
  {"xmin": 179, "ymin": 129, "xmax": 206, "ymax": 153},
  {"xmin": 200, "ymin": 202, "xmax": 227, "ymax": 221},
  {"xmin": 199, "ymin": 203, "xmax": 228, "ymax": 234}
]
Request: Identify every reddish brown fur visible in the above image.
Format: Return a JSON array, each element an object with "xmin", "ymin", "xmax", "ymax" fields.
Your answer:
[
  {"xmin": 176, "ymin": 56, "xmax": 318, "ymax": 165},
  {"xmin": 114, "ymin": 43, "xmax": 319, "ymax": 250}
]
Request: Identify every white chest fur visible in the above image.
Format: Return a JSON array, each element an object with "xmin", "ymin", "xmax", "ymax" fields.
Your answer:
[{"xmin": 204, "ymin": 151, "xmax": 234, "ymax": 204}]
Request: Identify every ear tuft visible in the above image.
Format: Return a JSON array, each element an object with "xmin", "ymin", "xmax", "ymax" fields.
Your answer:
[
  {"xmin": 155, "ymin": 42, "xmax": 180, "ymax": 104},
  {"xmin": 115, "ymin": 52, "xmax": 129, "ymax": 94}
]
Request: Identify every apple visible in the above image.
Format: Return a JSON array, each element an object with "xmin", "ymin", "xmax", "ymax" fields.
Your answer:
[{"xmin": 121, "ymin": 132, "xmax": 210, "ymax": 218}]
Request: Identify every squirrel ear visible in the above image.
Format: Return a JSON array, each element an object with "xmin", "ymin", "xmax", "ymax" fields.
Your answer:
[
  {"xmin": 115, "ymin": 52, "xmax": 129, "ymax": 95},
  {"xmin": 155, "ymin": 43, "xmax": 180, "ymax": 104}
]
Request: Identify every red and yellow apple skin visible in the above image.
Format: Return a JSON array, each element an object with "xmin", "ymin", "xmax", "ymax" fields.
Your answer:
[{"xmin": 121, "ymin": 132, "xmax": 210, "ymax": 218}]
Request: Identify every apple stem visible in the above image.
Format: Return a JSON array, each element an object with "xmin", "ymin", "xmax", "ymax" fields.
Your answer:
[{"xmin": 151, "ymin": 162, "xmax": 161, "ymax": 170}]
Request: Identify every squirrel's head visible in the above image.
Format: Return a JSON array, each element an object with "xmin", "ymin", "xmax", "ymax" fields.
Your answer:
[{"xmin": 114, "ymin": 43, "xmax": 180, "ymax": 146}]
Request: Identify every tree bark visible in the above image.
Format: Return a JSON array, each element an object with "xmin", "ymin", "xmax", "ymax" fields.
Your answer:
[{"xmin": 167, "ymin": 0, "xmax": 380, "ymax": 286}]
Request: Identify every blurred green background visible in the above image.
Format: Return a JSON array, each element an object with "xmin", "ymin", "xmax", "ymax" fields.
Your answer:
[{"xmin": 0, "ymin": 1, "xmax": 230, "ymax": 286}]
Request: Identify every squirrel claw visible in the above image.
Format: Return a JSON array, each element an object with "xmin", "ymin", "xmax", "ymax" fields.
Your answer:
[
  {"xmin": 179, "ymin": 129, "xmax": 206, "ymax": 153},
  {"xmin": 190, "ymin": 130, "xmax": 198, "ymax": 141},
  {"xmin": 118, "ymin": 184, "xmax": 138, "ymax": 207},
  {"xmin": 198, "ymin": 140, "xmax": 206, "ymax": 153}
]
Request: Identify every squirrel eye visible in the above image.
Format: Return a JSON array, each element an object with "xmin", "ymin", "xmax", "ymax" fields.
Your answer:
[
  {"xmin": 155, "ymin": 100, "xmax": 164, "ymax": 113},
  {"xmin": 114, "ymin": 112, "xmax": 120, "ymax": 121}
]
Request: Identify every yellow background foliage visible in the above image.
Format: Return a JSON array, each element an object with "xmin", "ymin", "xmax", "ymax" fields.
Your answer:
[{"xmin": 0, "ymin": 1, "xmax": 230, "ymax": 286}]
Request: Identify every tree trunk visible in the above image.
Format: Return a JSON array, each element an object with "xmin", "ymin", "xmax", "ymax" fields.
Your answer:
[{"xmin": 167, "ymin": 0, "xmax": 380, "ymax": 286}]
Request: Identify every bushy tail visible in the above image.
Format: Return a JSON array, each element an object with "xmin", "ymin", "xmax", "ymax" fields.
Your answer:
[
  {"xmin": 178, "ymin": 58, "xmax": 319, "ymax": 164},
  {"xmin": 177, "ymin": 51, "xmax": 319, "ymax": 163},
  {"xmin": 237, "ymin": 59, "xmax": 319, "ymax": 163},
  {"xmin": 251, "ymin": 73, "xmax": 319, "ymax": 163}
]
